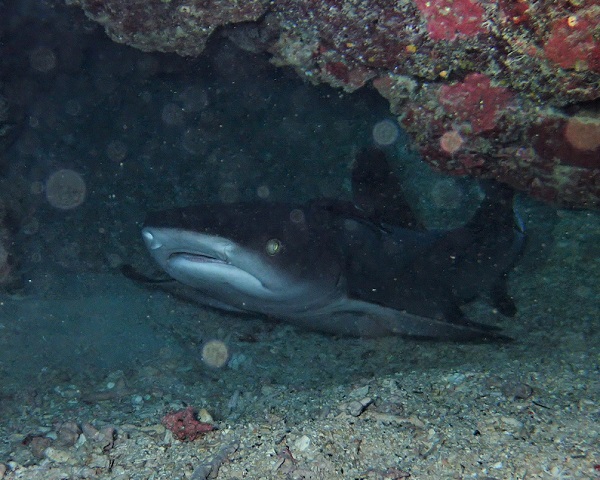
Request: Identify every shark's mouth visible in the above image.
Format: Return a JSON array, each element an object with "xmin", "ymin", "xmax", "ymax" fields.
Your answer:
[
  {"xmin": 169, "ymin": 252, "xmax": 227, "ymax": 264},
  {"xmin": 167, "ymin": 250, "xmax": 270, "ymax": 296}
]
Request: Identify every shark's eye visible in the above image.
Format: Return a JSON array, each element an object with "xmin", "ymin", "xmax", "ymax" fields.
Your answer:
[{"xmin": 265, "ymin": 238, "xmax": 282, "ymax": 256}]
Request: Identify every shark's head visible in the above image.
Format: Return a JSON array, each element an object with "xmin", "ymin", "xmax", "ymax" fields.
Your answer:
[{"xmin": 142, "ymin": 202, "xmax": 344, "ymax": 315}]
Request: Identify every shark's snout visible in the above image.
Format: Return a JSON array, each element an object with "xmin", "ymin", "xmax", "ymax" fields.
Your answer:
[{"xmin": 142, "ymin": 228, "xmax": 162, "ymax": 250}]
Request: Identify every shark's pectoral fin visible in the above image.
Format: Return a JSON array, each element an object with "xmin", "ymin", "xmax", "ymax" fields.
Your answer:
[
  {"xmin": 121, "ymin": 264, "xmax": 173, "ymax": 284},
  {"xmin": 380, "ymin": 307, "xmax": 510, "ymax": 341},
  {"xmin": 307, "ymin": 298, "xmax": 511, "ymax": 341},
  {"xmin": 122, "ymin": 264, "xmax": 246, "ymax": 313}
]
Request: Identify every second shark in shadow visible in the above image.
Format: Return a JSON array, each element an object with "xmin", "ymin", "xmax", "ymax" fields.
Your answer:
[{"xmin": 135, "ymin": 148, "xmax": 526, "ymax": 341}]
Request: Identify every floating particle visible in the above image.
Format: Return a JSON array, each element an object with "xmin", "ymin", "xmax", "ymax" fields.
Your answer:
[
  {"xmin": 16, "ymin": 130, "xmax": 41, "ymax": 156},
  {"xmin": 181, "ymin": 127, "xmax": 208, "ymax": 155},
  {"xmin": 218, "ymin": 182, "xmax": 239, "ymax": 204},
  {"xmin": 45, "ymin": 169, "xmax": 86, "ymax": 210},
  {"xmin": 106, "ymin": 140, "xmax": 128, "ymax": 162},
  {"xmin": 440, "ymin": 130, "xmax": 464, "ymax": 154},
  {"xmin": 161, "ymin": 103, "xmax": 185, "ymax": 126},
  {"xmin": 139, "ymin": 90, "xmax": 152, "ymax": 104},
  {"xmin": 29, "ymin": 46, "xmax": 56, "ymax": 73},
  {"xmin": 257, "ymin": 185, "xmax": 270, "ymax": 199},
  {"xmin": 179, "ymin": 86, "xmax": 210, "ymax": 112},
  {"xmin": 201, "ymin": 339, "xmax": 230, "ymax": 368},
  {"xmin": 290, "ymin": 208, "xmax": 305, "ymax": 224},
  {"xmin": 106, "ymin": 253, "xmax": 122, "ymax": 269},
  {"xmin": 0, "ymin": 242, "xmax": 8, "ymax": 280},
  {"xmin": 22, "ymin": 217, "xmax": 40, "ymax": 235},
  {"xmin": 30, "ymin": 181, "xmax": 43, "ymax": 195},
  {"xmin": 65, "ymin": 100, "xmax": 82, "ymax": 116},
  {"xmin": 94, "ymin": 75, "xmax": 117, "ymax": 95},
  {"xmin": 372, "ymin": 119, "xmax": 399, "ymax": 146},
  {"xmin": 564, "ymin": 115, "xmax": 600, "ymax": 151},
  {"xmin": 136, "ymin": 55, "xmax": 159, "ymax": 77},
  {"xmin": 430, "ymin": 178, "xmax": 464, "ymax": 209}
]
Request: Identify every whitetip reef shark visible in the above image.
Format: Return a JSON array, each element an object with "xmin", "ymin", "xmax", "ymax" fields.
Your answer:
[{"xmin": 130, "ymin": 148, "xmax": 525, "ymax": 341}]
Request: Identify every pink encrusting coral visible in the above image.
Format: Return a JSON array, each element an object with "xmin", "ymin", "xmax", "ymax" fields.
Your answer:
[
  {"xmin": 413, "ymin": 0, "xmax": 487, "ymax": 41},
  {"xmin": 438, "ymin": 73, "xmax": 514, "ymax": 133},
  {"xmin": 161, "ymin": 406, "xmax": 215, "ymax": 442},
  {"xmin": 543, "ymin": 8, "xmax": 600, "ymax": 73}
]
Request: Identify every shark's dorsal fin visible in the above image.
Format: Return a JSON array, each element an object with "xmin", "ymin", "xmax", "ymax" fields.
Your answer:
[{"xmin": 351, "ymin": 148, "xmax": 424, "ymax": 230}]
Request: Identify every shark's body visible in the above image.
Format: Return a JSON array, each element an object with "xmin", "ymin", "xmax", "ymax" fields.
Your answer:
[{"xmin": 140, "ymin": 149, "xmax": 525, "ymax": 340}]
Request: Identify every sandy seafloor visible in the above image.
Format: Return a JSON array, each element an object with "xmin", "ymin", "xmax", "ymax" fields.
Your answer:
[
  {"xmin": 0, "ymin": 2, "xmax": 599, "ymax": 480},
  {"xmin": 0, "ymin": 206, "xmax": 599, "ymax": 480}
]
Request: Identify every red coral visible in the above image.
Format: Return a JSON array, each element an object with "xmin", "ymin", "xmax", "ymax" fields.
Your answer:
[
  {"xmin": 438, "ymin": 73, "xmax": 514, "ymax": 133},
  {"xmin": 413, "ymin": 0, "xmax": 487, "ymax": 41},
  {"xmin": 498, "ymin": 0, "xmax": 532, "ymax": 26},
  {"xmin": 161, "ymin": 406, "xmax": 215, "ymax": 442},
  {"xmin": 543, "ymin": 9, "xmax": 600, "ymax": 72},
  {"xmin": 324, "ymin": 61, "xmax": 350, "ymax": 83},
  {"xmin": 320, "ymin": 60, "xmax": 375, "ymax": 90}
]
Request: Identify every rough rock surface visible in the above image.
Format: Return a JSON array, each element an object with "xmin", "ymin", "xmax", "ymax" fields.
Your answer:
[
  {"xmin": 65, "ymin": 0, "xmax": 270, "ymax": 56},
  {"xmin": 68, "ymin": 0, "xmax": 600, "ymax": 208}
]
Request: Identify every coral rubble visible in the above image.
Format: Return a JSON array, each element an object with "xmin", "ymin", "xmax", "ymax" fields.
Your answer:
[{"xmin": 161, "ymin": 406, "xmax": 215, "ymax": 442}]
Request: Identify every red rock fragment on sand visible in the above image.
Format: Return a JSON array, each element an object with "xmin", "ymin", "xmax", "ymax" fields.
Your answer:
[{"xmin": 161, "ymin": 406, "xmax": 214, "ymax": 442}]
